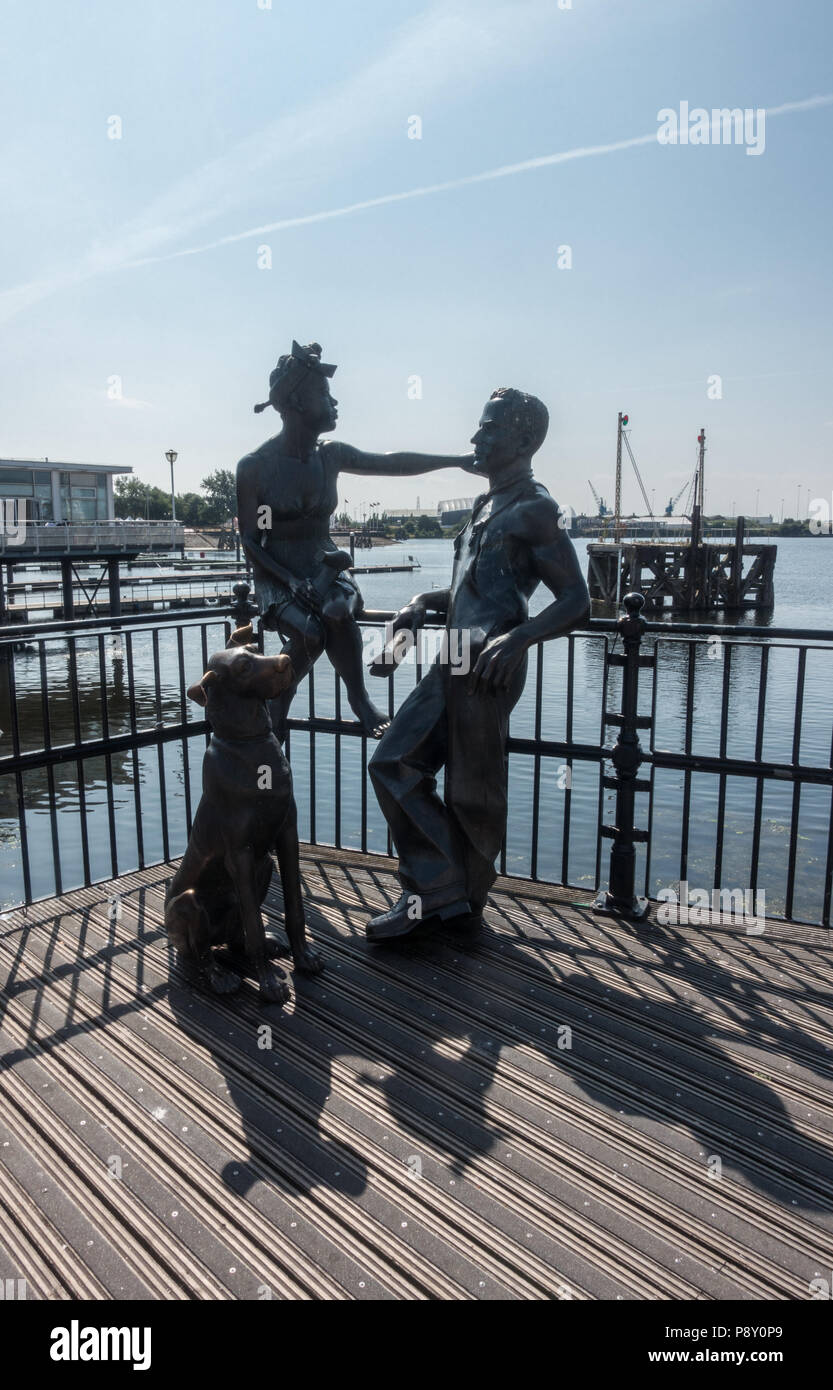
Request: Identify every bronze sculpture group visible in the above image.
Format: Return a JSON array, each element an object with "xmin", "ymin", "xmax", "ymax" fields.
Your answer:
[{"xmin": 166, "ymin": 341, "xmax": 590, "ymax": 1003}]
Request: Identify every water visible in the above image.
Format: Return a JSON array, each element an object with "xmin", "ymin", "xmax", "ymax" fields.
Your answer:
[
  {"xmin": 2, "ymin": 537, "xmax": 832, "ymax": 920},
  {"xmin": 358, "ymin": 534, "xmax": 833, "ymax": 630}
]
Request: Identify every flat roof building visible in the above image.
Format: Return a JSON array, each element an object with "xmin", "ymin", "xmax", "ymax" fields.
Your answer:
[{"xmin": 0, "ymin": 458, "xmax": 131, "ymax": 523}]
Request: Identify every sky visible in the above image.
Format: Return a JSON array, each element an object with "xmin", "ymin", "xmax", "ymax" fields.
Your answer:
[{"xmin": 1, "ymin": 0, "xmax": 832, "ymax": 520}]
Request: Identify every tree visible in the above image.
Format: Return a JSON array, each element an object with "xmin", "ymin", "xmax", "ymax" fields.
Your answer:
[
  {"xmin": 201, "ymin": 469, "xmax": 237, "ymax": 522},
  {"xmin": 175, "ymin": 492, "xmax": 211, "ymax": 527},
  {"xmin": 114, "ymin": 478, "xmax": 171, "ymax": 518},
  {"xmin": 114, "ymin": 477, "xmax": 150, "ymax": 517},
  {"xmin": 412, "ymin": 516, "xmax": 442, "ymax": 538}
]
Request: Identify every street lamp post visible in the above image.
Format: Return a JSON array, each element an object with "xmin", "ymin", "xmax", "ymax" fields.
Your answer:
[{"xmin": 165, "ymin": 449, "xmax": 178, "ymax": 522}]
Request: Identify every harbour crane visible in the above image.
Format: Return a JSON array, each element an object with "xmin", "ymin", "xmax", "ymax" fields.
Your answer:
[
  {"xmin": 665, "ymin": 481, "xmax": 691, "ymax": 516},
  {"xmin": 587, "ymin": 481, "xmax": 610, "ymax": 517}
]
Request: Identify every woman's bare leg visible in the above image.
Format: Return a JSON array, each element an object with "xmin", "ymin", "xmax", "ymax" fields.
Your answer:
[
  {"xmin": 268, "ymin": 603, "xmax": 326, "ymax": 742},
  {"xmin": 321, "ymin": 594, "xmax": 390, "ymax": 738}
]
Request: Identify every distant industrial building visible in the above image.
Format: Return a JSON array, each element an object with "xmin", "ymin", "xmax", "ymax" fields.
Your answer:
[
  {"xmin": 438, "ymin": 498, "xmax": 475, "ymax": 528},
  {"xmin": 382, "ymin": 506, "xmax": 441, "ymax": 522},
  {"xmin": 381, "ymin": 499, "xmax": 476, "ymax": 529}
]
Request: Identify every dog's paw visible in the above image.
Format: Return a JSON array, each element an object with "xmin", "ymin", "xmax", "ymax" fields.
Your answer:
[
  {"xmin": 264, "ymin": 933, "xmax": 288, "ymax": 960},
  {"xmin": 205, "ymin": 960, "xmax": 243, "ymax": 995},
  {"xmin": 258, "ymin": 964, "xmax": 291, "ymax": 1006},
  {"xmin": 293, "ymin": 945, "xmax": 325, "ymax": 976}
]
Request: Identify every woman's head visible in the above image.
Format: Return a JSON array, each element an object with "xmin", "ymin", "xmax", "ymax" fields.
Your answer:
[{"xmin": 254, "ymin": 340, "xmax": 338, "ymax": 433}]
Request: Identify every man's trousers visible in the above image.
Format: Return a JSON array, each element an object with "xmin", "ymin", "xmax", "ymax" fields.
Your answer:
[{"xmin": 368, "ymin": 655, "xmax": 527, "ymax": 914}]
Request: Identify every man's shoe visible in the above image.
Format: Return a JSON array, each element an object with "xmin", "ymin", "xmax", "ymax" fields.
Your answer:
[
  {"xmin": 442, "ymin": 908, "xmax": 484, "ymax": 934},
  {"xmin": 366, "ymin": 893, "xmax": 471, "ymax": 941}
]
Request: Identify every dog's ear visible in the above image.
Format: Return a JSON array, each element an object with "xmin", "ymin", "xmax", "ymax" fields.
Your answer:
[
  {"xmin": 187, "ymin": 669, "xmax": 219, "ymax": 707},
  {"xmin": 275, "ymin": 653, "xmax": 295, "ymax": 692},
  {"xmin": 227, "ymin": 623, "xmax": 254, "ymax": 650}
]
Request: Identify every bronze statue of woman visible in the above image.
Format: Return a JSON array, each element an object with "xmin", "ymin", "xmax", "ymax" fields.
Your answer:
[{"xmin": 236, "ymin": 341, "xmax": 476, "ymax": 739}]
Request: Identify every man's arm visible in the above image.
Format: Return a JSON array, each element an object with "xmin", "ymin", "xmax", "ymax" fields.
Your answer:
[
  {"xmin": 469, "ymin": 501, "xmax": 590, "ymax": 693},
  {"xmin": 389, "ymin": 587, "xmax": 450, "ymax": 634},
  {"xmin": 330, "ymin": 442, "xmax": 478, "ymax": 478},
  {"xmin": 514, "ymin": 505, "xmax": 591, "ymax": 645}
]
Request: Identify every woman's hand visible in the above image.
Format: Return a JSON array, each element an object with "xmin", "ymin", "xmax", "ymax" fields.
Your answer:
[{"xmin": 291, "ymin": 578, "xmax": 323, "ymax": 614}]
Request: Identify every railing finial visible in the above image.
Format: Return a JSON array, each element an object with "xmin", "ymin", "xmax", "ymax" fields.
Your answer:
[{"xmin": 231, "ymin": 580, "xmax": 256, "ymax": 631}]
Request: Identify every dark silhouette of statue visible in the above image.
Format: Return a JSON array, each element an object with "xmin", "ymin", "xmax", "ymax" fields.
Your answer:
[
  {"xmin": 366, "ymin": 387, "xmax": 591, "ymax": 940},
  {"xmin": 237, "ymin": 341, "xmax": 476, "ymax": 739}
]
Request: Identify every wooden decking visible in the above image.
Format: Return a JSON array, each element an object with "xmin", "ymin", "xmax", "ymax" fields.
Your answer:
[{"xmin": 1, "ymin": 849, "xmax": 832, "ymax": 1300}]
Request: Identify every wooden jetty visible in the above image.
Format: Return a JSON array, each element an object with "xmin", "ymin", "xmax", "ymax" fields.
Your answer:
[
  {"xmin": 1, "ymin": 554, "xmax": 421, "ymax": 622},
  {"xmin": 587, "ymin": 420, "xmax": 776, "ymax": 612},
  {"xmin": 350, "ymin": 562, "xmax": 420, "ymax": 576},
  {"xmin": 0, "ymin": 520, "xmax": 184, "ymax": 624},
  {"xmin": 588, "ymin": 514, "xmax": 777, "ymax": 612}
]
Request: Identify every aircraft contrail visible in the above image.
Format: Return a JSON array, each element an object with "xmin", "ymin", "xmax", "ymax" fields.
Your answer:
[
  {"xmin": 124, "ymin": 93, "xmax": 833, "ymax": 271},
  {"xmin": 2, "ymin": 91, "xmax": 830, "ymax": 325}
]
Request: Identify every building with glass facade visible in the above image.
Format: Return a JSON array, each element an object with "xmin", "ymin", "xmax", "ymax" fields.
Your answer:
[{"xmin": 0, "ymin": 459, "xmax": 131, "ymax": 522}]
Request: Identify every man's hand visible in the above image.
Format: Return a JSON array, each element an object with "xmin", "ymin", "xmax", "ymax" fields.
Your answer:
[
  {"xmin": 468, "ymin": 630, "xmax": 528, "ymax": 694},
  {"xmin": 368, "ymin": 595, "xmax": 428, "ymax": 679},
  {"xmin": 391, "ymin": 595, "xmax": 427, "ymax": 635}
]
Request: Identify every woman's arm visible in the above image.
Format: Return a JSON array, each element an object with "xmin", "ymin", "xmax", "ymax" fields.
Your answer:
[{"xmin": 332, "ymin": 443, "xmax": 478, "ymax": 477}]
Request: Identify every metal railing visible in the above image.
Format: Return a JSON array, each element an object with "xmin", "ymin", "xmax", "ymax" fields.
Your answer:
[
  {"xmin": 1, "ymin": 586, "xmax": 832, "ymax": 926},
  {"xmin": 4, "ymin": 569, "xmax": 248, "ymax": 617},
  {"xmin": 0, "ymin": 520, "xmax": 185, "ymax": 555}
]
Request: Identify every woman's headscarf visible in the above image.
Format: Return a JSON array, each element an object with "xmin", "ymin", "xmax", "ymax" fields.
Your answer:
[{"xmin": 254, "ymin": 340, "xmax": 337, "ymax": 414}]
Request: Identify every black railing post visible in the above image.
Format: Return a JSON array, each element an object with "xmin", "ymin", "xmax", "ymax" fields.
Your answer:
[
  {"xmin": 231, "ymin": 580, "xmax": 257, "ymax": 632},
  {"xmin": 593, "ymin": 591, "xmax": 651, "ymax": 919}
]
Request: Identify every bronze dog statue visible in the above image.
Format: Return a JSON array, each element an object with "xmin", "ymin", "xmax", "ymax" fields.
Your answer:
[{"xmin": 165, "ymin": 623, "xmax": 323, "ymax": 1004}]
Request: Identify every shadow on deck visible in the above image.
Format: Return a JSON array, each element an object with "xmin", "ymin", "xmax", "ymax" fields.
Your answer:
[{"xmin": 1, "ymin": 848, "xmax": 832, "ymax": 1300}]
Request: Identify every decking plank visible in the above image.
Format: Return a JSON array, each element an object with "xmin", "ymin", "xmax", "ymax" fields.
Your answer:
[{"xmin": 1, "ymin": 852, "xmax": 831, "ymax": 1301}]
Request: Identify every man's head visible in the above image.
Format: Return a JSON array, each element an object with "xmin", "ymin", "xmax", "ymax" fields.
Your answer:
[{"xmin": 470, "ymin": 388, "xmax": 549, "ymax": 476}]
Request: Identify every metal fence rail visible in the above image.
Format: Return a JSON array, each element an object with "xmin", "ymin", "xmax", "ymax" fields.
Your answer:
[
  {"xmin": 4, "ymin": 568, "xmax": 248, "ymax": 617},
  {"xmin": 1, "ymin": 594, "xmax": 832, "ymax": 925},
  {"xmin": 0, "ymin": 519, "xmax": 185, "ymax": 555}
]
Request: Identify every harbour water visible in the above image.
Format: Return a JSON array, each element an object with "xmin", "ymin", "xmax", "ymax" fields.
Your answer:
[{"xmin": 2, "ymin": 537, "xmax": 832, "ymax": 920}]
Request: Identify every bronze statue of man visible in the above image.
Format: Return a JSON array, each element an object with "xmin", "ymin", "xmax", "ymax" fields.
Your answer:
[
  {"xmin": 366, "ymin": 387, "xmax": 590, "ymax": 940},
  {"xmin": 236, "ymin": 341, "xmax": 476, "ymax": 739}
]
